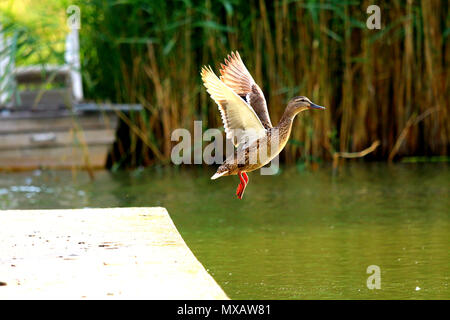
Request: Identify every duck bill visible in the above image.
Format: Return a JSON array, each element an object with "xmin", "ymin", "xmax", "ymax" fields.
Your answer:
[{"xmin": 309, "ymin": 102, "xmax": 326, "ymax": 110}]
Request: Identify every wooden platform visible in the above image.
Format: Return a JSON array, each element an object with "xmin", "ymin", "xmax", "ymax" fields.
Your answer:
[
  {"xmin": 0, "ymin": 110, "xmax": 118, "ymax": 171},
  {"xmin": 0, "ymin": 207, "xmax": 228, "ymax": 300}
]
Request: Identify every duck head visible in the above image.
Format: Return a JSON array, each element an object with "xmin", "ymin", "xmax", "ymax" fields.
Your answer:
[{"xmin": 287, "ymin": 96, "xmax": 325, "ymax": 113}]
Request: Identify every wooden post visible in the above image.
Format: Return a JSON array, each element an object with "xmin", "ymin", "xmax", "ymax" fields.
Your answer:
[
  {"xmin": 65, "ymin": 29, "xmax": 83, "ymax": 102},
  {"xmin": 0, "ymin": 24, "xmax": 15, "ymax": 107}
]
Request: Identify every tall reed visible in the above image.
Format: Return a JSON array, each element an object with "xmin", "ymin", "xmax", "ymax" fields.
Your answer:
[{"xmin": 10, "ymin": 0, "xmax": 449, "ymax": 168}]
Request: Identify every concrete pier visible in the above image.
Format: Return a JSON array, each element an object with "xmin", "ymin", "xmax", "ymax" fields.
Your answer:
[{"xmin": 0, "ymin": 207, "xmax": 228, "ymax": 299}]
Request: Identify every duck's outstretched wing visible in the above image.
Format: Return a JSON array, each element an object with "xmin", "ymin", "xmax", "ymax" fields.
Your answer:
[
  {"xmin": 201, "ymin": 66, "xmax": 266, "ymax": 147},
  {"xmin": 219, "ymin": 51, "xmax": 272, "ymax": 129}
]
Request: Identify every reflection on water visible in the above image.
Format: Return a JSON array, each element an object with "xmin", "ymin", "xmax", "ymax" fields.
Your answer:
[{"xmin": 1, "ymin": 163, "xmax": 448, "ymax": 299}]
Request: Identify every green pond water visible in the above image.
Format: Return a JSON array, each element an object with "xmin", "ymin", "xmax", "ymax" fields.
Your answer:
[{"xmin": 0, "ymin": 163, "xmax": 448, "ymax": 299}]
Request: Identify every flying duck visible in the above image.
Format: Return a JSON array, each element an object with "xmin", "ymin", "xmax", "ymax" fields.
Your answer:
[{"xmin": 201, "ymin": 51, "xmax": 325, "ymax": 199}]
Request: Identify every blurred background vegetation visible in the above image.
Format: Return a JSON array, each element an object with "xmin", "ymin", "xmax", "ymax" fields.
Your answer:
[{"xmin": 1, "ymin": 0, "xmax": 449, "ymax": 169}]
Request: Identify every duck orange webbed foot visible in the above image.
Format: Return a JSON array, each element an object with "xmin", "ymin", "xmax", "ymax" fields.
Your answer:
[{"xmin": 236, "ymin": 172, "xmax": 249, "ymax": 200}]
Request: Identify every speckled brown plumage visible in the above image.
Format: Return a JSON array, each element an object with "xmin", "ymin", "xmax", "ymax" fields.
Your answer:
[{"xmin": 214, "ymin": 102, "xmax": 303, "ymax": 177}]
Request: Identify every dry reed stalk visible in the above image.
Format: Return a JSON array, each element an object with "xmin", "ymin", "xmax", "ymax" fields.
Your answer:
[
  {"xmin": 71, "ymin": 0, "xmax": 448, "ymax": 169},
  {"xmin": 388, "ymin": 107, "xmax": 441, "ymax": 162},
  {"xmin": 333, "ymin": 140, "xmax": 381, "ymax": 170}
]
